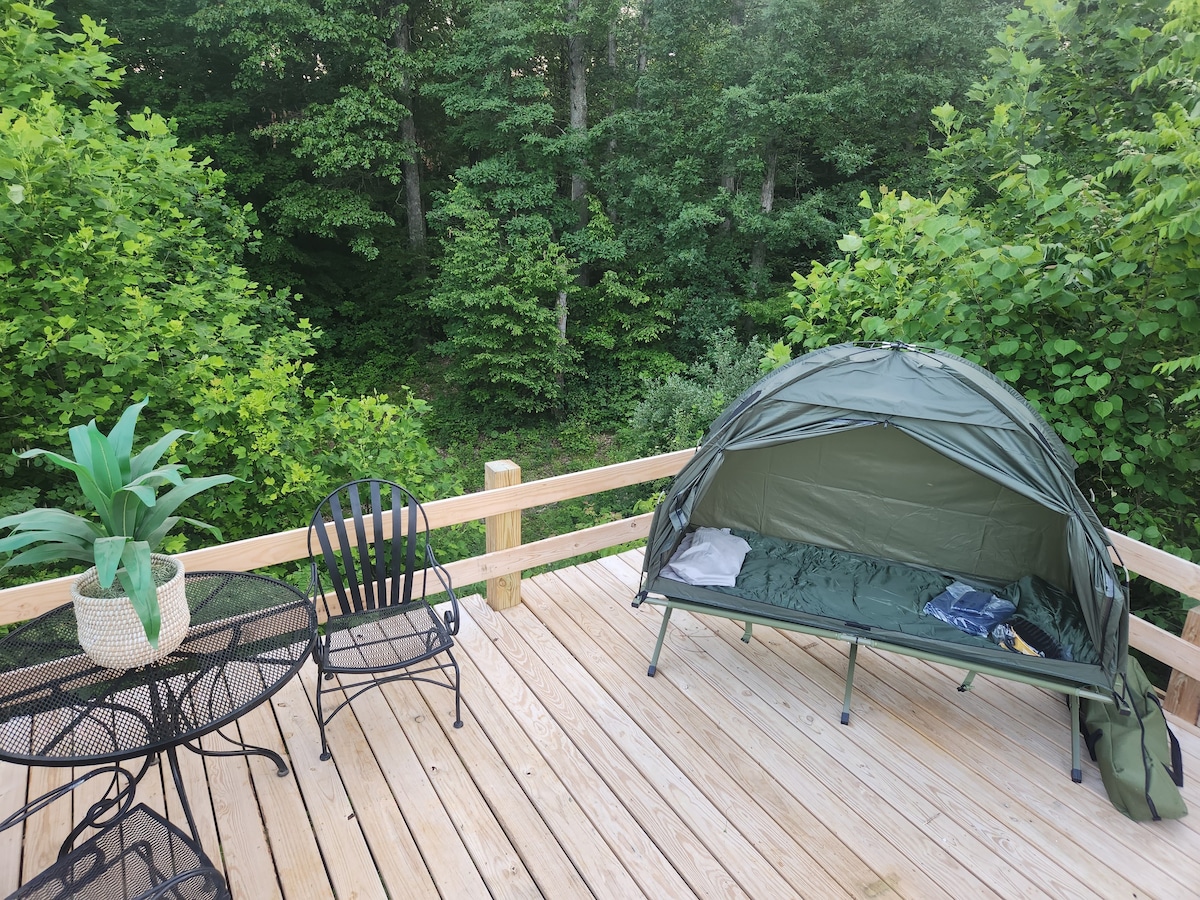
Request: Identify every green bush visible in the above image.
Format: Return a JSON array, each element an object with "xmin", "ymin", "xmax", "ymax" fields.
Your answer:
[
  {"xmin": 627, "ymin": 329, "xmax": 767, "ymax": 455},
  {"xmin": 0, "ymin": 4, "xmax": 459, "ymax": 560},
  {"xmin": 775, "ymin": 0, "xmax": 1199, "ymax": 624}
]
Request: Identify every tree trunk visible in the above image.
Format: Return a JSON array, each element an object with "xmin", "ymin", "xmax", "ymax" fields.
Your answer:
[
  {"xmin": 567, "ymin": 0, "xmax": 589, "ymax": 288},
  {"xmin": 567, "ymin": 0, "xmax": 588, "ymax": 216},
  {"xmin": 749, "ymin": 148, "xmax": 777, "ymax": 291},
  {"xmin": 720, "ymin": 175, "xmax": 736, "ymax": 233},
  {"xmin": 556, "ymin": 288, "xmax": 569, "ymax": 399},
  {"xmin": 722, "ymin": 1, "xmax": 746, "ymax": 235},
  {"xmin": 637, "ymin": 1, "xmax": 652, "ymax": 76},
  {"xmin": 557, "ymin": 290, "xmax": 569, "ymax": 342},
  {"xmin": 606, "ymin": 22, "xmax": 619, "ymax": 222},
  {"xmin": 394, "ymin": 16, "xmax": 426, "ymax": 262}
]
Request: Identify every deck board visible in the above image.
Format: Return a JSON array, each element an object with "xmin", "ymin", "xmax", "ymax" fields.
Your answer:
[{"xmin": 4, "ymin": 551, "xmax": 1200, "ymax": 899}]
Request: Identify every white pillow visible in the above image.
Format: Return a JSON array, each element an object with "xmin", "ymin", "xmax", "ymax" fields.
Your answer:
[{"xmin": 661, "ymin": 527, "xmax": 751, "ymax": 587}]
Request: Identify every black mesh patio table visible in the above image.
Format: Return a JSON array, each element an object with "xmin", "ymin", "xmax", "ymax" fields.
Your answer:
[{"xmin": 0, "ymin": 571, "xmax": 316, "ymax": 844}]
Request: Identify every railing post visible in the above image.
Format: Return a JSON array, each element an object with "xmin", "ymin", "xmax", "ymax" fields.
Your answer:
[
  {"xmin": 485, "ymin": 460, "xmax": 522, "ymax": 610},
  {"xmin": 1164, "ymin": 604, "xmax": 1200, "ymax": 723}
]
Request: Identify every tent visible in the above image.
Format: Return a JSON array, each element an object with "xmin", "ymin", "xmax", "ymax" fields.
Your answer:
[{"xmin": 637, "ymin": 342, "xmax": 1128, "ymax": 775}]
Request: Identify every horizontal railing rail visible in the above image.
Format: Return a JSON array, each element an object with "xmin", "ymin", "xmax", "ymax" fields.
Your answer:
[{"xmin": 2, "ymin": 448, "xmax": 1199, "ymax": 717}]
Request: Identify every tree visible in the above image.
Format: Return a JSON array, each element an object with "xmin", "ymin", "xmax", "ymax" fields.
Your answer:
[
  {"xmin": 189, "ymin": 0, "xmax": 438, "ymax": 263},
  {"xmin": 0, "ymin": 2, "xmax": 457, "ymax": 549},
  {"xmin": 426, "ymin": 182, "xmax": 578, "ymax": 418},
  {"xmin": 597, "ymin": 0, "xmax": 1013, "ymax": 313},
  {"xmin": 778, "ymin": 0, "xmax": 1199, "ymax": 570}
]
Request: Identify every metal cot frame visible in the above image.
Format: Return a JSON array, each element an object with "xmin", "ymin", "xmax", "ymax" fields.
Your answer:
[{"xmin": 635, "ymin": 593, "xmax": 1114, "ymax": 783}]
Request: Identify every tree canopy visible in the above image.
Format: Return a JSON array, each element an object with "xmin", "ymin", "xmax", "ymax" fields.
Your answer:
[
  {"xmin": 49, "ymin": 0, "xmax": 1009, "ymax": 420},
  {"xmin": 0, "ymin": 1, "xmax": 457, "ymax": 549},
  {"xmin": 779, "ymin": 0, "xmax": 1200, "ymax": 568}
]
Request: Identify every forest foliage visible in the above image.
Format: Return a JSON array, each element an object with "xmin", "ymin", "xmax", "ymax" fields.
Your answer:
[
  {"xmin": 44, "ymin": 0, "xmax": 1010, "ymax": 422},
  {"xmin": 1, "ymin": 0, "xmax": 1197, "ymax": 630},
  {"xmin": 0, "ymin": 2, "xmax": 459, "ymax": 553},
  {"xmin": 778, "ymin": 0, "xmax": 1200, "ymax": 589}
]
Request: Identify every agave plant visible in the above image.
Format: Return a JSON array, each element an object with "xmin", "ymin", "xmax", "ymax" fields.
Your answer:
[{"xmin": 0, "ymin": 399, "xmax": 237, "ymax": 646}]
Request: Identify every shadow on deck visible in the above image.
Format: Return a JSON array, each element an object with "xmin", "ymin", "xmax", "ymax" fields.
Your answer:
[{"xmin": 3, "ymin": 550, "xmax": 1199, "ymax": 899}]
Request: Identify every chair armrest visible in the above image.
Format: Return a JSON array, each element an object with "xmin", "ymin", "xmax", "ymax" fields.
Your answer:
[
  {"xmin": 425, "ymin": 545, "xmax": 461, "ymax": 635},
  {"xmin": 0, "ymin": 762, "xmax": 139, "ymax": 848}
]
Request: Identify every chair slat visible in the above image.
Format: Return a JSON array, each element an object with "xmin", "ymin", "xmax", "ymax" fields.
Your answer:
[
  {"xmin": 402, "ymin": 499, "xmax": 418, "ymax": 606},
  {"xmin": 314, "ymin": 497, "xmax": 352, "ymax": 616},
  {"xmin": 386, "ymin": 485, "xmax": 402, "ymax": 606},
  {"xmin": 348, "ymin": 485, "xmax": 377, "ymax": 612}
]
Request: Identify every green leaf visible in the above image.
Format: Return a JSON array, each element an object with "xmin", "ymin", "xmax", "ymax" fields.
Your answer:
[
  {"xmin": 129, "ymin": 429, "xmax": 189, "ymax": 480},
  {"xmin": 85, "ymin": 424, "xmax": 122, "ymax": 501},
  {"xmin": 935, "ymin": 232, "xmax": 967, "ymax": 255},
  {"xmin": 1094, "ymin": 400, "xmax": 1114, "ymax": 418},
  {"xmin": 1, "ymin": 541, "xmax": 96, "ymax": 569},
  {"xmin": 991, "ymin": 260, "xmax": 1018, "ymax": 279},
  {"xmin": 93, "ymin": 535, "xmax": 127, "ymax": 589},
  {"xmin": 109, "ymin": 489, "xmax": 147, "ymax": 540},
  {"xmin": 1086, "ymin": 372, "xmax": 1111, "ymax": 391},
  {"xmin": 135, "ymin": 474, "xmax": 239, "ymax": 545},
  {"xmin": 17, "ymin": 447, "xmax": 114, "ymax": 534},
  {"xmin": 114, "ymin": 541, "xmax": 159, "ymax": 647},
  {"xmin": 106, "ymin": 397, "xmax": 148, "ymax": 481},
  {"xmin": 837, "ymin": 234, "xmax": 864, "ymax": 253},
  {"xmin": 0, "ymin": 508, "xmax": 101, "ymax": 542}
]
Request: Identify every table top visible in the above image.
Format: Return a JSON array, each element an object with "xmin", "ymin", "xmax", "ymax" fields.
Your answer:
[{"xmin": 0, "ymin": 571, "xmax": 316, "ymax": 766}]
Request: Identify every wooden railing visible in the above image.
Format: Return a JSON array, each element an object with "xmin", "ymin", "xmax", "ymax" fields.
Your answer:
[{"xmin": 3, "ymin": 448, "xmax": 1200, "ymax": 719}]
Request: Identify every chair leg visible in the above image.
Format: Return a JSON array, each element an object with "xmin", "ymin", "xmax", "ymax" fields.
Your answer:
[
  {"xmin": 448, "ymin": 649, "xmax": 463, "ymax": 729},
  {"xmin": 314, "ymin": 663, "xmax": 332, "ymax": 762}
]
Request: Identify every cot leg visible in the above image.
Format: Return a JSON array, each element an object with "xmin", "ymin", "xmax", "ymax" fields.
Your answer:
[
  {"xmin": 741, "ymin": 622, "xmax": 753, "ymax": 643},
  {"xmin": 840, "ymin": 643, "xmax": 859, "ymax": 725},
  {"xmin": 647, "ymin": 606, "xmax": 674, "ymax": 677},
  {"xmin": 1069, "ymin": 693, "xmax": 1083, "ymax": 783},
  {"xmin": 958, "ymin": 671, "xmax": 978, "ymax": 693}
]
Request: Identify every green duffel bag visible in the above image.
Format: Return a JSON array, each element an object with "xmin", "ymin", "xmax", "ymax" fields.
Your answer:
[{"xmin": 1081, "ymin": 658, "xmax": 1186, "ymax": 821}]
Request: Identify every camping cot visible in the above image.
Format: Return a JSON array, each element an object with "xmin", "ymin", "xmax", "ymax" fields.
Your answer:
[{"xmin": 635, "ymin": 342, "xmax": 1129, "ymax": 781}]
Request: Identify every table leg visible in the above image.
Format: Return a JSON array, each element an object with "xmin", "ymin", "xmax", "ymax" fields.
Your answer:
[
  {"xmin": 182, "ymin": 726, "xmax": 289, "ymax": 777},
  {"xmin": 165, "ymin": 745, "xmax": 202, "ymax": 846}
]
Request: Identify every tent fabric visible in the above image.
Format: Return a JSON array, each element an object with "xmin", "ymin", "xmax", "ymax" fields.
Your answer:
[{"xmin": 640, "ymin": 342, "xmax": 1128, "ymax": 691}]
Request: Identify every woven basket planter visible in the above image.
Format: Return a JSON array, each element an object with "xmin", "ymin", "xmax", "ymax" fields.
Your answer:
[{"xmin": 71, "ymin": 554, "xmax": 190, "ymax": 670}]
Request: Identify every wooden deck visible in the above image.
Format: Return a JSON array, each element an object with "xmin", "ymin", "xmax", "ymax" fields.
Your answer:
[{"xmin": 4, "ymin": 549, "xmax": 1200, "ymax": 899}]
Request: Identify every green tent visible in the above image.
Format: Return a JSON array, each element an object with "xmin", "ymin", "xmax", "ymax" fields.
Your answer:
[{"xmin": 638, "ymin": 342, "xmax": 1129, "ymax": 709}]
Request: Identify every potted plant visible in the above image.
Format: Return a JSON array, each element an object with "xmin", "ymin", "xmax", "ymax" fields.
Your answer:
[{"xmin": 0, "ymin": 398, "xmax": 236, "ymax": 669}]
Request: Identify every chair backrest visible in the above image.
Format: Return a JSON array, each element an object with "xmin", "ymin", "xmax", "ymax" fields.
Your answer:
[{"xmin": 307, "ymin": 480, "xmax": 432, "ymax": 617}]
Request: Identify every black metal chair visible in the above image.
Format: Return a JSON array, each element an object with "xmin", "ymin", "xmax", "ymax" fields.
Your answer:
[
  {"xmin": 307, "ymin": 479, "xmax": 463, "ymax": 760},
  {"xmin": 2, "ymin": 767, "xmax": 229, "ymax": 900}
]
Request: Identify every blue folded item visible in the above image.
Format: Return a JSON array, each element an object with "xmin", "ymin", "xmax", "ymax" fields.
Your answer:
[{"xmin": 922, "ymin": 581, "xmax": 1016, "ymax": 637}]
